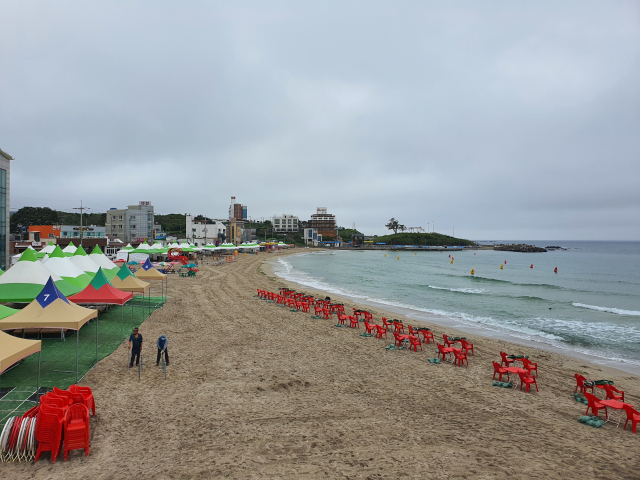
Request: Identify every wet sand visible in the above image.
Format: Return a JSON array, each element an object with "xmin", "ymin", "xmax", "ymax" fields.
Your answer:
[{"xmin": 3, "ymin": 250, "xmax": 639, "ymax": 479}]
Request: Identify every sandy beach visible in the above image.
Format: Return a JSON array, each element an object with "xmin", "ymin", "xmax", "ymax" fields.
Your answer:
[{"xmin": 3, "ymin": 249, "xmax": 639, "ymax": 479}]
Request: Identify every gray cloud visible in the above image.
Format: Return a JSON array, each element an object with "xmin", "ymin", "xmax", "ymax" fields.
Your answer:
[{"xmin": 1, "ymin": 0, "xmax": 639, "ymax": 239}]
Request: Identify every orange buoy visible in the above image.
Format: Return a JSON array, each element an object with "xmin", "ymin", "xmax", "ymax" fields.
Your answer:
[
  {"xmin": 504, "ymin": 260, "xmax": 507, "ymax": 264},
  {"xmin": 554, "ymin": 267, "xmax": 558, "ymax": 273},
  {"xmin": 499, "ymin": 264, "xmax": 503, "ymax": 270},
  {"xmin": 449, "ymin": 255, "xmax": 451, "ymax": 258},
  {"xmin": 530, "ymin": 264, "xmax": 533, "ymax": 269},
  {"xmin": 471, "ymin": 268, "xmax": 475, "ymax": 275}
]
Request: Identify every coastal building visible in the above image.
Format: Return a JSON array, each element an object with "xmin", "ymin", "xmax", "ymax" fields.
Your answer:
[
  {"xmin": 28, "ymin": 225, "xmax": 106, "ymax": 242},
  {"xmin": 229, "ymin": 197, "xmax": 247, "ymax": 221},
  {"xmin": 185, "ymin": 215, "xmax": 226, "ymax": 246},
  {"xmin": 272, "ymin": 214, "xmax": 299, "ymax": 233},
  {"xmin": 303, "ymin": 227, "xmax": 321, "ymax": 246},
  {"xmin": 105, "ymin": 201, "xmax": 155, "ymax": 242},
  {"xmin": 308, "ymin": 207, "xmax": 336, "ymax": 239},
  {"xmin": 0, "ymin": 148, "xmax": 12, "ymax": 270}
]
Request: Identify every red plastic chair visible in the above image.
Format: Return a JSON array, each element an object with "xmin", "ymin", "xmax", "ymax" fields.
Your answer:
[
  {"xmin": 34, "ymin": 404, "xmax": 64, "ymax": 463},
  {"xmin": 455, "ymin": 349, "xmax": 468, "ymax": 367},
  {"xmin": 460, "ymin": 339, "xmax": 474, "ymax": 356},
  {"xmin": 63, "ymin": 403, "xmax": 90, "ymax": 460},
  {"xmin": 382, "ymin": 317, "xmax": 392, "ymax": 331},
  {"xmin": 409, "ymin": 336, "xmax": 422, "ymax": 352},
  {"xmin": 363, "ymin": 312, "xmax": 373, "ymax": 322},
  {"xmin": 300, "ymin": 302, "xmax": 310, "ymax": 313},
  {"xmin": 375, "ymin": 325, "xmax": 387, "ymax": 339},
  {"xmin": 442, "ymin": 334, "xmax": 455, "ymax": 348},
  {"xmin": 69, "ymin": 385, "xmax": 96, "ymax": 417},
  {"xmin": 337, "ymin": 314, "xmax": 348, "ymax": 326},
  {"xmin": 500, "ymin": 352, "xmax": 514, "ymax": 368},
  {"xmin": 53, "ymin": 387, "xmax": 83, "ymax": 406},
  {"xmin": 349, "ymin": 316, "xmax": 359, "ymax": 329},
  {"xmin": 521, "ymin": 358, "xmax": 538, "ymax": 377},
  {"xmin": 393, "ymin": 322, "xmax": 405, "ymax": 334},
  {"xmin": 393, "ymin": 331, "xmax": 408, "ymax": 347},
  {"xmin": 322, "ymin": 308, "xmax": 332, "ymax": 320},
  {"xmin": 492, "ymin": 361, "xmax": 509, "ymax": 382},
  {"xmin": 363, "ymin": 321, "xmax": 376, "ymax": 335},
  {"xmin": 623, "ymin": 404, "xmax": 640, "ymax": 433},
  {"xmin": 314, "ymin": 306, "xmax": 324, "ymax": 317},
  {"xmin": 420, "ymin": 330, "xmax": 434, "ymax": 344},
  {"xmin": 583, "ymin": 392, "xmax": 607, "ymax": 418},
  {"xmin": 437, "ymin": 343, "xmax": 452, "ymax": 362},
  {"xmin": 603, "ymin": 384, "xmax": 624, "ymax": 402},
  {"xmin": 407, "ymin": 326, "xmax": 419, "ymax": 336},
  {"xmin": 574, "ymin": 374, "xmax": 594, "ymax": 395},
  {"xmin": 518, "ymin": 372, "xmax": 539, "ymax": 393}
]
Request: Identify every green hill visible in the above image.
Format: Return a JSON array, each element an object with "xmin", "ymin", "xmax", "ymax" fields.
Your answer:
[{"xmin": 372, "ymin": 232, "xmax": 474, "ymax": 246}]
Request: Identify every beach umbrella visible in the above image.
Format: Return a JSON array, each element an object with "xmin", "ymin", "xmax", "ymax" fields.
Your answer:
[{"xmin": 43, "ymin": 245, "xmax": 93, "ymax": 289}]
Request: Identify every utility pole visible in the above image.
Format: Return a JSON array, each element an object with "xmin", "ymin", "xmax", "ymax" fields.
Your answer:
[
  {"xmin": 453, "ymin": 225, "xmax": 455, "ymax": 237},
  {"xmin": 73, "ymin": 201, "xmax": 90, "ymax": 247}
]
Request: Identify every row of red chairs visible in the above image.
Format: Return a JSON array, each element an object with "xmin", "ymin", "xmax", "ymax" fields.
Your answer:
[
  {"xmin": 499, "ymin": 352, "xmax": 537, "ymax": 376},
  {"xmin": 492, "ymin": 361, "xmax": 539, "ymax": 392},
  {"xmin": 574, "ymin": 374, "xmax": 639, "ymax": 433},
  {"xmin": 34, "ymin": 386, "xmax": 95, "ymax": 462}
]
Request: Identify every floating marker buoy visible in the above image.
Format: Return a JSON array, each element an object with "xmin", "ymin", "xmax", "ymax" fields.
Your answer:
[
  {"xmin": 450, "ymin": 258, "xmax": 454, "ymax": 264},
  {"xmin": 471, "ymin": 269, "xmax": 475, "ymax": 275},
  {"xmin": 397, "ymin": 256, "xmax": 400, "ymax": 260},
  {"xmin": 449, "ymin": 255, "xmax": 451, "ymax": 258},
  {"xmin": 474, "ymin": 253, "xmax": 476, "ymax": 255},
  {"xmin": 499, "ymin": 264, "xmax": 503, "ymax": 270},
  {"xmin": 505, "ymin": 260, "xmax": 507, "ymax": 264},
  {"xmin": 384, "ymin": 254, "xmax": 386, "ymax": 257},
  {"xmin": 530, "ymin": 264, "xmax": 533, "ymax": 269},
  {"xmin": 415, "ymin": 252, "xmax": 417, "ymax": 255},
  {"xmin": 554, "ymin": 267, "xmax": 558, "ymax": 273}
]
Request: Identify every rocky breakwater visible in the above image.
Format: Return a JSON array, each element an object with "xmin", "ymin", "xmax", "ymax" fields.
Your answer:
[{"xmin": 494, "ymin": 244, "xmax": 547, "ymax": 253}]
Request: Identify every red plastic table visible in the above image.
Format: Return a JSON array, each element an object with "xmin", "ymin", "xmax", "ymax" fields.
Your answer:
[{"xmin": 599, "ymin": 399, "xmax": 627, "ymax": 427}]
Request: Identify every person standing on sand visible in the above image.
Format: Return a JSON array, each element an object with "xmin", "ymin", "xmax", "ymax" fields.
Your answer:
[
  {"xmin": 156, "ymin": 334, "xmax": 169, "ymax": 366},
  {"xmin": 128, "ymin": 327, "xmax": 143, "ymax": 368}
]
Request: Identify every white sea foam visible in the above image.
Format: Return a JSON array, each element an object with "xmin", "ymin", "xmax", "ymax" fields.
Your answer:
[
  {"xmin": 428, "ymin": 285, "xmax": 485, "ymax": 294},
  {"xmin": 572, "ymin": 303, "xmax": 640, "ymax": 317}
]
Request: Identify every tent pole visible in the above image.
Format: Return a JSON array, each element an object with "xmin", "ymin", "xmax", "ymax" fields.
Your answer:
[
  {"xmin": 96, "ymin": 313, "xmax": 99, "ymax": 366},
  {"xmin": 121, "ymin": 303, "xmax": 124, "ymax": 341},
  {"xmin": 76, "ymin": 329, "xmax": 79, "ymax": 383},
  {"xmin": 37, "ymin": 351, "xmax": 41, "ymax": 395}
]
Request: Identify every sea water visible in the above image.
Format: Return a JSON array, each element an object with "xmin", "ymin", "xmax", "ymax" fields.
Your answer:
[{"xmin": 272, "ymin": 242, "xmax": 640, "ymax": 371}]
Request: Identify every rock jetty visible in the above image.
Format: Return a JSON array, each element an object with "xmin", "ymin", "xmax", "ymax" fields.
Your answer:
[{"xmin": 494, "ymin": 244, "xmax": 547, "ymax": 253}]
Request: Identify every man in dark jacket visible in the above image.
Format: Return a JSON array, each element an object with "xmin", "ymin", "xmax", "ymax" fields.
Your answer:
[
  {"xmin": 128, "ymin": 327, "xmax": 143, "ymax": 368},
  {"xmin": 156, "ymin": 334, "xmax": 169, "ymax": 366}
]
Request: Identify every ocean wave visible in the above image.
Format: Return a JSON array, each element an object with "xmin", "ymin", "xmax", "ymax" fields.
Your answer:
[
  {"xmin": 428, "ymin": 285, "xmax": 485, "ymax": 294},
  {"xmin": 572, "ymin": 303, "xmax": 640, "ymax": 317}
]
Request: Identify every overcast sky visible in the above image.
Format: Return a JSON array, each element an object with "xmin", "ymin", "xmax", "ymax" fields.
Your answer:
[{"xmin": 1, "ymin": 1, "xmax": 639, "ymax": 240}]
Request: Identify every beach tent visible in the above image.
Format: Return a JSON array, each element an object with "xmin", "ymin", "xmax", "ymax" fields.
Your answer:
[
  {"xmin": 0, "ymin": 331, "xmax": 41, "ymax": 375},
  {"xmin": 39, "ymin": 242, "xmax": 57, "ymax": 255},
  {"xmin": 121, "ymin": 244, "xmax": 135, "ymax": 251},
  {"xmin": 135, "ymin": 259, "xmax": 168, "ymax": 281},
  {"xmin": 69, "ymin": 267, "xmax": 133, "ymax": 305},
  {"xmin": 69, "ymin": 246, "xmax": 100, "ymax": 277},
  {"xmin": 62, "ymin": 241, "xmax": 77, "ymax": 257},
  {"xmin": 69, "ymin": 267, "xmax": 134, "ymax": 340},
  {"xmin": 219, "ymin": 243, "xmax": 237, "ymax": 251},
  {"xmin": 0, "ymin": 278, "xmax": 98, "ymax": 382},
  {"xmin": 88, "ymin": 245, "xmax": 120, "ymax": 279},
  {"xmin": 131, "ymin": 241, "xmax": 152, "ymax": 254},
  {"xmin": 110, "ymin": 264, "xmax": 150, "ymax": 293},
  {"xmin": 0, "ymin": 304, "xmax": 17, "ymax": 320},
  {"xmin": 0, "ymin": 249, "xmax": 81, "ymax": 302},
  {"xmin": 43, "ymin": 246, "xmax": 93, "ymax": 289}
]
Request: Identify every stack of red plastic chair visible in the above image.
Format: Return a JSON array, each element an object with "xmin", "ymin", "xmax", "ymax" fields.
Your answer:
[
  {"xmin": 34, "ymin": 404, "xmax": 64, "ymax": 463},
  {"xmin": 69, "ymin": 385, "xmax": 96, "ymax": 417},
  {"xmin": 63, "ymin": 404, "xmax": 90, "ymax": 460}
]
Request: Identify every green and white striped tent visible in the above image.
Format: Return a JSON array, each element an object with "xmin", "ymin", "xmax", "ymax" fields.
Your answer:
[
  {"xmin": 88, "ymin": 245, "xmax": 120, "ymax": 280},
  {"xmin": 0, "ymin": 248, "xmax": 82, "ymax": 302},
  {"xmin": 69, "ymin": 246, "xmax": 100, "ymax": 277},
  {"xmin": 43, "ymin": 246, "xmax": 93, "ymax": 289},
  {"xmin": 62, "ymin": 241, "xmax": 77, "ymax": 257}
]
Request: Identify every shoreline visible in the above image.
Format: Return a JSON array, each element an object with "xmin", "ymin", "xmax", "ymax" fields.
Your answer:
[{"xmin": 266, "ymin": 249, "xmax": 640, "ymax": 378}]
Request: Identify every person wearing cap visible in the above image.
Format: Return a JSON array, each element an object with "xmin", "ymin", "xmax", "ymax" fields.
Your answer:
[
  {"xmin": 128, "ymin": 327, "xmax": 143, "ymax": 368},
  {"xmin": 156, "ymin": 334, "xmax": 169, "ymax": 366}
]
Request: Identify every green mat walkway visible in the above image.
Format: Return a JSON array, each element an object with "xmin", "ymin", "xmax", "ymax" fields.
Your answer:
[{"xmin": 0, "ymin": 295, "xmax": 166, "ymax": 429}]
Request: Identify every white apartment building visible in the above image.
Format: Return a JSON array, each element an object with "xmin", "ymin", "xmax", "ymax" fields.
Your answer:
[
  {"xmin": 186, "ymin": 215, "xmax": 226, "ymax": 246},
  {"xmin": 105, "ymin": 201, "xmax": 155, "ymax": 242},
  {"xmin": 272, "ymin": 214, "xmax": 299, "ymax": 233}
]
